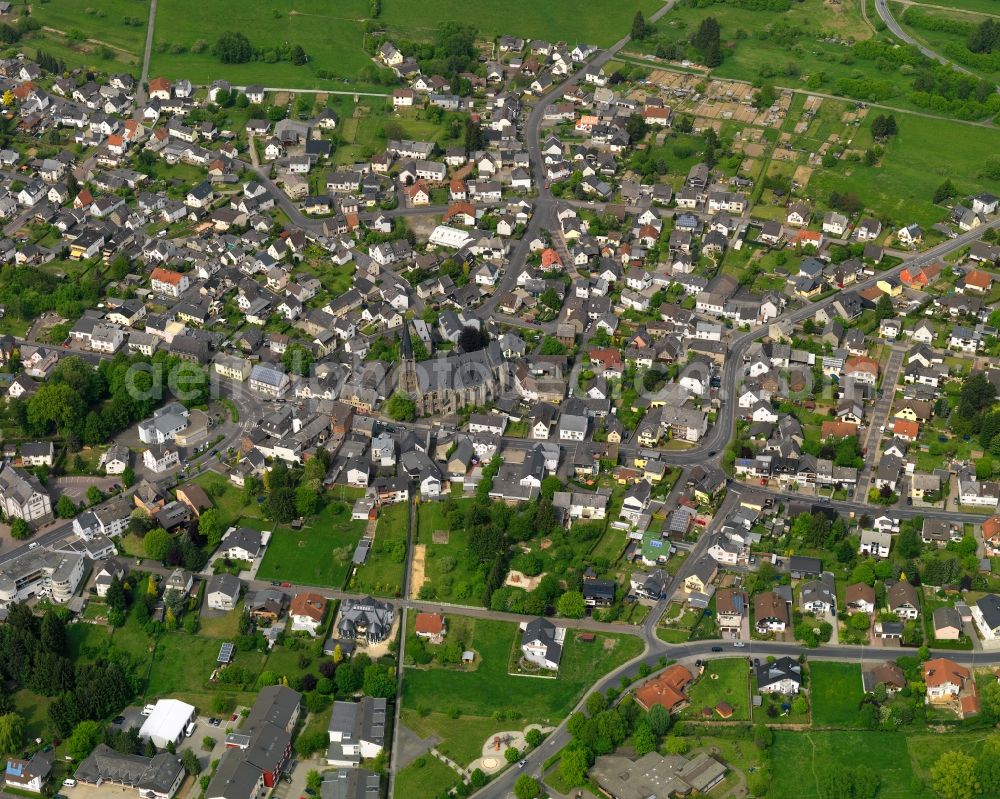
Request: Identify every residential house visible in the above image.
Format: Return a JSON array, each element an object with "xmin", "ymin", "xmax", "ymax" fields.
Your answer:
[{"xmin": 520, "ymin": 617, "xmax": 562, "ymax": 670}]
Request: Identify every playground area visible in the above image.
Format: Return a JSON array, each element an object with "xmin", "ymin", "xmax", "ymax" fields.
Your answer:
[{"xmin": 468, "ymin": 724, "xmax": 553, "ymax": 774}]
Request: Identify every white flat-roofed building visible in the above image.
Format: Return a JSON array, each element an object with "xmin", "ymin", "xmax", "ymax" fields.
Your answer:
[
  {"xmin": 138, "ymin": 699, "xmax": 197, "ymax": 749},
  {"xmin": 0, "ymin": 547, "xmax": 85, "ymax": 605},
  {"xmin": 428, "ymin": 225, "xmax": 474, "ymax": 249}
]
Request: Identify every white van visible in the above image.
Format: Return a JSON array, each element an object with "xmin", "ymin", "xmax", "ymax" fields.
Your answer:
[
  {"xmin": 184, "ymin": 721, "xmax": 196, "ymax": 738},
  {"xmin": 63, "ymin": 779, "xmax": 77, "ymax": 787}
]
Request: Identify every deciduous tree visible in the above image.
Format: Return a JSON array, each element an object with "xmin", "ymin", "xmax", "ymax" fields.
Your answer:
[{"xmin": 930, "ymin": 751, "xmax": 980, "ymax": 799}]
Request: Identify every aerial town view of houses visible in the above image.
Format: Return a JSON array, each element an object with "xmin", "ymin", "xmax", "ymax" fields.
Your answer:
[{"xmin": 0, "ymin": 0, "xmax": 999, "ymax": 798}]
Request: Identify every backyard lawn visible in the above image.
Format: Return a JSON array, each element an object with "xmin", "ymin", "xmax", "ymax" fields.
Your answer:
[
  {"xmin": 401, "ymin": 618, "xmax": 642, "ymax": 765},
  {"xmin": 145, "ymin": 631, "xmax": 268, "ymax": 705},
  {"xmin": 680, "ymin": 658, "xmax": 750, "ymax": 722},
  {"xmin": 255, "ymin": 501, "xmax": 365, "ymax": 588},
  {"xmin": 809, "ymin": 661, "xmax": 864, "ymax": 727},
  {"xmin": 194, "ymin": 471, "xmax": 265, "ymax": 528},
  {"xmin": 12, "ymin": 689, "xmax": 55, "ymax": 742},
  {"xmin": 349, "ymin": 500, "xmax": 409, "ymax": 597},
  {"xmin": 414, "ymin": 498, "xmax": 487, "ymax": 606},
  {"xmin": 199, "ymin": 605, "xmax": 243, "ymax": 638}
]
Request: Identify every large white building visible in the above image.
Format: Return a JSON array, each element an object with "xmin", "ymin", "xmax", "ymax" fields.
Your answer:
[
  {"xmin": 138, "ymin": 699, "xmax": 197, "ymax": 749},
  {"xmin": 0, "ymin": 547, "xmax": 85, "ymax": 605}
]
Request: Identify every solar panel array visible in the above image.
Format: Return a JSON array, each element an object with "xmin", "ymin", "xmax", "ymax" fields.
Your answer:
[{"xmin": 218, "ymin": 642, "xmax": 234, "ymax": 663}]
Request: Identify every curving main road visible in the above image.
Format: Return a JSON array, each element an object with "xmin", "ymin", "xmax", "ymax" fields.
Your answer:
[{"xmin": 874, "ymin": 0, "xmax": 975, "ymax": 75}]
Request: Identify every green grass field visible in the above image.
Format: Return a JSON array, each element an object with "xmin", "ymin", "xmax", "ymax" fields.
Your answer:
[
  {"xmin": 630, "ymin": 0, "xmax": 876, "ymax": 86},
  {"xmin": 150, "ymin": 0, "xmax": 660, "ymax": 86},
  {"xmin": 681, "ymin": 658, "xmax": 750, "ymax": 721},
  {"xmin": 148, "ymin": 0, "xmax": 374, "ymax": 86},
  {"xmin": 20, "ymin": 0, "xmax": 148, "ymax": 52},
  {"xmin": 809, "ymin": 661, "xmax": 865, "ymax": 727},
  {"xmin": 198, "ymin": 605, "xmax": 243, "ymax": 638},
  {"xmin": 379, "ymin": 0, "xmax": 660, "ymax": 46},
  {"xmin": 401, "ymin": 618, "xmax": 642, "ymax": 765},
  {"xmin": 67, "ymin": 620, "xmax": 112, "ymax": 659},
  {"xmin": 809, "ymin": 111, "xmax": 1000, "ymax": 230},
  {"xmin": 12, "ymin": 689, "xmax": 55, "ymax": 741},
  {"xmin": 145, "ymin": 630, "xmax": 268, "ymax": 707},
  {"xmin": 771, "ymin": 730, "xmax": 937, "ymax": 799},
  {"xmin": 394, "ymin": 754, "xmax": 462, "ymax": 799},
  {"xmin": 349, "ymin": 500, "xmax": 409, "ymax": 597},
  {"xmin": 907, "ymin": 0, "xmax": 1000, "ymax": 13},
  {"xmin": 117, "ymin": 0, "xmax": 658, "ymax": 87},
  {"xmin": 255, "ymin": 502, "xmax": 365, "ymax": 588}
]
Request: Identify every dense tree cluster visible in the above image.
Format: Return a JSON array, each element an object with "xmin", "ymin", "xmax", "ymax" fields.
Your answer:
[
  {"xmin": 34, "ymin": 50, "xmax": 66, "ymax": 74},
  {"xmin": 968, "ymin": 19, "xmax": 1000, "ymax": 54},
  {"xmin": 691, "ymin": 17, "xmax": 723, "ymax": 67},
  {"xmin": 870, "ymin": 114, "xmax": 898, "ymax": 140},
  {"xmin": 0, "ymin": 352, "xmax": 208, "ymax": 451},
  {"xmin": 212, "ymin": 31, "xmax": 307, "ymax": 66},
  {"xmin": 632, "ymin": 11, "xmax": 650, "ymax": 41},
  {"xmin": 255, "ymin": 454, "xmax": 330, "ymax": 524},
  {"xmin": 951, "ymin": 373, "xmax": 1000, "ymax": 459},
  {"xmin": 0, "ymin": 605, "xmax": 136, "ymax": 737},
  {"xmin": 558, "ymin": 696, "xmax": 672, "ymax": 789}
]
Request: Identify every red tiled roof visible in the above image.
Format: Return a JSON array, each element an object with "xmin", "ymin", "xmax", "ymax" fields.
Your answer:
[
  {"xmin": 414, "ymin": 612, "xmax": 444, "ymax": 635},
  {"xmin": 821, "ymin": 421, "xmax": 858, "ymax": 439},
  {"xmin": 965, "ymin": 269, "xmax": 993, "ymax": 289},
  {"xmin": 923, "ymin": 657, "xmax": 969, "ymax": 689},
  {"xmin": 541, "ymin": 248, "xmax": 562, "ymax": 267},
  {"xmin": 150, "ymin": 267, "xmax": 184, "ymax": 285},
  {"xmin": 634, "ymin": 665, "xmax": 693, "ymax": 712},
  {"xmin": 892, "ymin": 419, "xmax": 919, "ymax": 439},
  {"xmin": 289, "ymin": 592, "xmax": 327, "ymax": 622}
]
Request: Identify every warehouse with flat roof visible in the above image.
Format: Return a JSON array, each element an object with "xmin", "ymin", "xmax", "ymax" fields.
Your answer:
[{"xmin": 138, "ymin": 699, "xmax": 196, "ymax": 749}]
